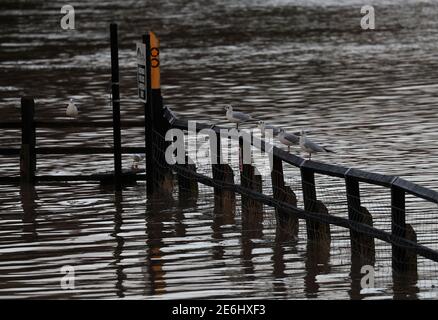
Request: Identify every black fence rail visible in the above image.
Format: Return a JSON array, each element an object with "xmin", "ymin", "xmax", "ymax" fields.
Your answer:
[
  {"xmin": 166, "ymin": 108, "xmax": 438, "ymax": 204},
  {"xmin": 0, "ymin": 98, "xmax": 147, "ymax": 185},
  {"xmin": 161, "ymin": 106, "xmax": 438, "ymax": 270}
]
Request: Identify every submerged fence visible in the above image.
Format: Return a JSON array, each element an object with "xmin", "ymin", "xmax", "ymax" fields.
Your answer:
[
  {"xmin": 1, "ymin": 23, "xmax": 438, "ymax": 291},
  {"xmin": 136, "ymin": 24, "xmax": 438, "ymax": 282},
  {"xmin": 0, "ymin": 24, "xmax": 146, "ymax": 186},
  {"xmin": 157, "ymin": 108, "xmax": 438, "ymax": 272}
]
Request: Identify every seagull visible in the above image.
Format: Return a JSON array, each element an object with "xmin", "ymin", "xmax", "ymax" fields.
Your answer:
[
  {"xmin": 66, "ymin": 98, "xmax": 78, "ymax": 118},
  {"xmin": 257, "ymin": 120, "xmax": 281, "ymax": 137},
  {"xmin": 278, "ymin": 129, "xmax": 299, "ymax": 152},
  {"xmin": 225, "ymin": 105, "xmax": 254, "ymax": 129},
  {"xmin": 299, "ymin": 130, "xmax": 334, "ymax": 160},
  {"xmin": 131, "ymin": 153, "xmax": 145, "ymax": 169}
]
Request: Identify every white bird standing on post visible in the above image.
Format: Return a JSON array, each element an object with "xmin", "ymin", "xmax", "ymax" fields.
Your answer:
[
  {"xmin": 257, "ymin": 120, "xmax": 281, "ymax": 137},
  {"xmin": 66, "ymin": 98, "xmax": 78, "ymax": 118},
  {"xmin": 225, "ymin": 105, "xmax": 254, "ymax": 129},
  {"xmin": 278, "ymin": 128, "xmax": 299, "ymax": 152},
  {"xmin": 131, "ymin": 153, "xmax": 145, "ymax": 169},
  {"xmin": 299, "ymin": 130, "xmax": 334, "ymax": 160}
]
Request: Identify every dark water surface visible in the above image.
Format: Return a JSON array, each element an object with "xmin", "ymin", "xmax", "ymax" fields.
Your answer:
[{"xmin": 1, "ymin": 0, "xmax": 438, "ymax": 299}]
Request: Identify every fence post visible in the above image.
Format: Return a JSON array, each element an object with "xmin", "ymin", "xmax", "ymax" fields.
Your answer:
[
  {"xmin": 346, "ymin": 175, "xmax": 362, "ymax": 251},
  {"xmin": 300, "ymin": 166, "xmax": 317, "ymax": 239},
  {"xmin": 301, "ymin": 164, "xmax": 331, "ymax": 241},
  {"xmin": 238, "ymin": 136, "xmax": 243, "ymax": 174},
  {"xmin": 212, "ymin": 130, "xmax": 235, "ymax": 203},
  {"xmin": 271, "ymin": 155, "xmax": 298, "ymax": 239},
  {"xmin": 346, "ymin": 174, "xmax": 375, "ymax": 265},
  {"xmin": 271, "ymin": 155, "xmax": 284, "ymax": 199},
  {"xmin": 20, "ymin": 96, "xmax": 36, "ymax": 184},
  {"xmin": 143, "ymin": 33, "xmax": 154, "ymax": 194},
  {"xmin": 149, "ymin": 32, "xmax": 162, "ymax": 130},
  {"xmin": 239, "ymin": 135, "xmax": 249, "ymax": 209},
  {"xmin": 346, "ymin": 176, "xmax": 361, "ymax": 216},
  {"xmin": 110, "ymin": 23, "xmax": 122, "ymax": 190},
  {"xmin": 391, "ymin": 183, "xmax": 407, "ymax": 272},
  {"xmin": 148, "ymin": 32, "xmax": 172, "ymax": 193},
  {"xmin": 211, "ymin": 130, "xmax": 222, "ymax": 194},
  {"xmin": 239, "ymin": 133, "xmax": 262, "ymax": 212},
  {"xmin": 177, "ymin": 150, "xmax": 198, "ymax": 199}
]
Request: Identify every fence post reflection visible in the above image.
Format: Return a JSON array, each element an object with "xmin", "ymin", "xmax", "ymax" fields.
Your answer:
[
  {"xmin": 113, "ymin": 190, "xmax": 126, "ymax": 298},
  {"xmin": 145, "ymin": 198, "xmax": 166, "ymax": 296},
  {"xmin": 20, "ymin": 183, "xmax": 38, "ymax": 242}
]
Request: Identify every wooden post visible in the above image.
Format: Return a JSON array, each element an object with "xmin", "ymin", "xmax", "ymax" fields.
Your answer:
[
  {"xmin": 271, "ymin": 155, "xmax": 284, "ymax": 199},
  {"xmin": 346, "ymin": 175, "xmax": 375, "ymax": 265},
  {"xmin": 177, "ymin": 148, "xmax": 198, "ymax": 199},
  {"xmin": 405, "ymin": 223, "xmax": 417, "ymax": 273},
  {"xmin": 143, "ymin": 33, "xmax": 154, "ymax": 194},
  {"xmin": 300, "ymin": 166, "xmax": 330, "ymax": 241},
  {"xmin": 212, "ymin": 131, "xmax": 235, "ymax": 204},
  {"xmin": 242, "ymin": 165, "xmax": 263, "ymax": 208},
  {"xmin": 271, "ymin": 155, "xmax": 298, "ymax": 240},
  {"xmin": 391, "ymin": 184, "xmax": 407, "ymax": 272},
  {"xmin": 239, "ymin": 133, "xmax": 262, "ymax": 213},
  {"xmin": 238, "ymin": 136, "xmax": 243, "ymax": 174},
  {"xmin": 346, "ymin": 176, "xmax": 362, "ymax": 253},
  {"xmin": 346, "ymin": 176, "xmax": 361, "ymax": 222},
  {"xmin": 239, "ymin": 132, "xmax": 263, "ymax": 239},
  {"xmin": 212, "ymin": 130, "xmax": 222, "ymax": 195},
  {"xmin": 20, "ymin": 97, "xmax": 36, "ymax": 184},
  {"xmin": 300, "ymin": 166, "xmax": 317, "ymax": 239},
  {"xmin": 239, "ymin": 136, "xmax": 246, "ymax": 203},
  {"xmin": 110, "ymin": 23, "xmax": 122, "ymax": 190},
  {"xmin": 147, "ymin": 32, "xmax": 172, "ymax": 192},
  {"xmin": 149, "ymin": 32, "xmax": 162, "ymax": 130}
]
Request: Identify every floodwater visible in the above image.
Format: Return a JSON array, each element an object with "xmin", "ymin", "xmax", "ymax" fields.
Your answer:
[{"xmin": 1, "ymin": 0, "xmax": 438, "ymax": 299}]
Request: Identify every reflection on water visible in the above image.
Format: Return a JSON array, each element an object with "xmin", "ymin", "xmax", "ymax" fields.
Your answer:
[{"xmin": 1, "ymin": 0, "xmax": 438, "ymax": 299}]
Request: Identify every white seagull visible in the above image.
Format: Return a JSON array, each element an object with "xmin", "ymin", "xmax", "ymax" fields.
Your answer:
[
  {"xmin": 278, "ymin": 129, "xmax": 299, "ymax": 152},
  {"xmin": 257, "ymin": 120, "xmax": 281, "ymax": 137},
  {"xmin": 299, "ymin": 130, "xmax": 334, "ymax": 160},
  {"xmin": 131, "ymin": 153, "xmax": 145, "ymax": 169},
  {"xmin": 66, "ymin": 98, "xmax": 78, "ymax": 118},
  {"xmin": 225, "ymin": 105, "xmax": 254, "ymax": 129}
]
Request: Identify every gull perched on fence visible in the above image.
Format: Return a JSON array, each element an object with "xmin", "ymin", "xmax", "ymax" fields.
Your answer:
[
  {"xmin": 225, "ymin": 105, "xmax": 255, "ymax": 129},
  {"xmin": 299, "ymin": 130, "xmax": 334, "ymax": 160},
  {"xmin": 131, "ymin": 153, "xmax": 145, "ymax": 169},
  {"xmin": 66, "ymin": 98, "xmax": 78, "ymax": 118},
  {"xmin": 257, "ymin": 120, "xmax": 281, "ymax": 137},
  {"xmin": 278, "ymin": 129, "xmax": 299, "ymax": 152}
]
